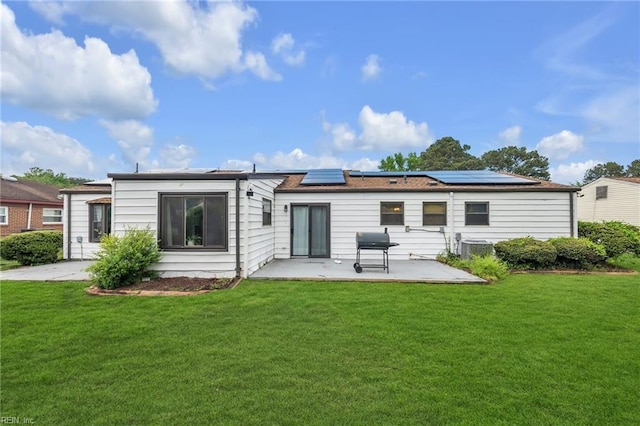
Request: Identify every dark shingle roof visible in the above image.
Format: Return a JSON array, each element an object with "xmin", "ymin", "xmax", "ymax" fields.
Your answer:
[{"xmin": 0, "ymin": 177, "xmax": 63, "ymax": 204}]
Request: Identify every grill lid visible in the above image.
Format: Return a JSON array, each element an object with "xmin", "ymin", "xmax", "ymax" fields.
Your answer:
[{"xmin": 356, "ymin": 232, "xmax": 400, "ymax": 248}]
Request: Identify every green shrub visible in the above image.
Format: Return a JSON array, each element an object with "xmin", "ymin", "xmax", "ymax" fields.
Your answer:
[
  {"xmin": 0, "ymin": 231, "xmax": 63, "ymax": 266},
  {"xmin": 87, "ymin": 227, "xmax": 161, "ymax": 289},
  {"xmin": 548, "ymin": 237, "xmax": 607, "ymax": 269},
  {"xmin": 462, "ymin": 255, "xmax": 509, "ymax": 282},
  {"xmin": 494, "ymin": 237, "xmax": 557, "ymax": 269},
  {"xmin": 578, "ymin": 221, "xmax": 639, "ymax": 257}
]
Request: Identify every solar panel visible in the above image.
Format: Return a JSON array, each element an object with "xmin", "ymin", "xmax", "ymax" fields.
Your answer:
[
  {"xmin": 300, "ymin": 169, "xmax": 346, "ymax": 185},
  {"xmin": 425, "ymin": 170, "xmax": 537, "ymax": 185}
]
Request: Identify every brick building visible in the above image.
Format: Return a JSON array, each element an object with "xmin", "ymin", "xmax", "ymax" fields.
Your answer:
[{"xmin": 0, "ymin": 176, "xmax": 63, "ymax": 237}]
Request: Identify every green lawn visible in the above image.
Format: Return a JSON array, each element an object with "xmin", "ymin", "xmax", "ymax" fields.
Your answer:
[{"xmin": 1, "ymin": 274, "xmax": 638, "ymax": 425}]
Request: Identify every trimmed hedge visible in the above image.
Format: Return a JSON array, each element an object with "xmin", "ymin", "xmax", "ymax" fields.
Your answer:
[
  {"xmin": 494, "ymin": 237, "xmax": 557, "ymax": 269},
  {"xmin": 578, "ymin": 221, "xmax": 640, "ymax": 257},
  {"xmin": 548, "ymin": 237, "xmax": 606, "ymax": 269},
  {"xmin": 87, "ymin": 227, "xmax": 161, "ymax": 289},
  {"xmin": 0, "ymin": 231, "xmax": 63, "ymax": 266}
]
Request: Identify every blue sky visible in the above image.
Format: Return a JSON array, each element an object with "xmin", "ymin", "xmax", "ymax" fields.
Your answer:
[{"xmin": 1, "ymin": 1, "xmax": 638, "ymax": 183}]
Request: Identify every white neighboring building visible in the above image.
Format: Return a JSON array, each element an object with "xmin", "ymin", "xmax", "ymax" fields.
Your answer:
[
  {"xmin": 577, "ymin": 177, "xmax": 640, "ymax": 226},
  {"xmin": 63, "ymin": 169, "xmax": 579, "ymax": 278}
]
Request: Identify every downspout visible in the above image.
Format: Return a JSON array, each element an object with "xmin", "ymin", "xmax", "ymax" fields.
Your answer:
[
  {"xmin": 235, "ymin": 178, "xmax": 241, "ymax": 278},
  {"xmin": 27, "ymin": 203, "xmax": 33, "ymax": 229},
  {"xmin": 66, "ymin": 194, "xmax": 72, "ymax": 259},
  {"xmin": 449, "ymin": 191, "xmax": 455, "ymax": 254},
  {"xmin": 243, "ymin": 181, "xmax": 250, "ymax": 278},
  {"xmin": 569, "ymin": 192, "xmax": 575, "ymax": 237}
]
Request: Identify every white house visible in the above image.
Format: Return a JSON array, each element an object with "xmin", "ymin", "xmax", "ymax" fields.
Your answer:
[
  {"xmin": 577, "ymin": 177, "xmax": 640, "ymax": 226},
  {"xmin": 63, "ymin": 169, "xmax": 579, "ymax": 278}
]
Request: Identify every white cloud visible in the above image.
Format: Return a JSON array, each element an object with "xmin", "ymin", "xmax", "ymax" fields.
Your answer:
[
  {"xmin": 221, "ymin": 148, "xmax": 376, "ymax": 171},
  {"xmin": 219, "ymin": 159, "xmax": 253, "ymax": 171},
  {"xmin": 158, "ymin": 143, "xmax": 197, "ymax": 169},
  {"xmin": 357, "ymin": 106, "xmax": 432, "ymax": 150},
  {"xmin": 1, "ymin": 3, "xmax": 156, "ymax": 120},
  {"xmin": 536, "ymin": 130, "xmax": 584, "ymax": 161},
  {"xmin": 271, "ymin": 33, "xmax": 305, "ymax": 66},
  {"xmin": 244, "ymin": 52, "xmax": 282, "ymax": 81},
  {"xmin": 498, "ymin": 125, "xmax": 522, "ymax": 146},
  {"xmin": 30, "ymin": 0, "xmax": 279, "ymax": 81},
  {"xmin": 323, "ymin": 106, "xmax": 432, "ymax": 151},
  {"xmin": 0, "ymin": 121, "xmax": 97, "ymax": 177},
  {"xmin": 100, "ymin": 120, "xmax": 154, "ymax": 166},
  {"xmin": 550, "ymin": 160, "xmax": 600, "ymax": 184},
  {"xmin": 361, "ymin": 54, "xmax": 381, "ymax": 81}
]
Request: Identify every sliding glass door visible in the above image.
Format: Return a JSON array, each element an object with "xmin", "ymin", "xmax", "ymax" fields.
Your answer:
[{"xmin": 291, "ymin": 204, "xmax": 330, "ymax": 257}]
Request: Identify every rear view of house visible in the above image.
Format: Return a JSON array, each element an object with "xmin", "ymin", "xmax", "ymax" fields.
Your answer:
[
  {"xmin": 0, "ymin": 176, "xmax": 63, "ymax": 237},
  {"xmin": 577, "ymin": 177, "xmax": 640, "ymax": 226}
]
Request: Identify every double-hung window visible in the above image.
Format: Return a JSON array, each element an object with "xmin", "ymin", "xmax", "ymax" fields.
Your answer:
[
  {"xmin": 43, "ymin": 208, "xmax": 63, "ymax": 224},
  {"xmin": 465, "ymin": 202, "xmax": 489, "ymax": 226},
  {"xmin": 262, "ymin": 198, "xmax": 272, "ymax": 226},
  {"xmin": 89, "ymin": 204, "xmax": 111, "ymax": 242},
  {"xmin": 159, "ymin": 193, "xmax": 227, "ymax": 250},
  {"xmin": 380, "ymin": 202, "xmax": 404, "ymax": 225},
  {"xmin": 423, "ymin": 202, "xmax": 447, "ymax": 226},
  {"xmin": 0, "ymin": 207, "xmax": 7, "ymax": 225}
]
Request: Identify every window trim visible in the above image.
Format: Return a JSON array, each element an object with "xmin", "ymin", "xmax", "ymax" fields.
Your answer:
[
  {"xmin": 0, "ymin": 206, "xmax": 7, "ymax": 225},
  {"xmin": 422, "ymin": 202, "xmax": 447, "ymax": 226},
  {"xmin": 89, "ymin": 204, "xmax": 111, "ymax": 242},
  {"xmin": 595, "ymin": 185, "xmax": 608, "ymax": 200},
  {"xmin": 465, "ymin": 202, "xmax": 490, "ymax": 226},
  {"xmin": 42, "ymin": 207, "xmax": 63, "ymax": 224},
  {"xmin": 380, "ymin": 201, "xmax": 404, "ymax": 226},
  {"xmin": 262, "ymin": 198, "xmax": 272, "ymax": 226},
  {"xmin": 158, "ymin": 192, "xmax": 228, "ymax": 251}
]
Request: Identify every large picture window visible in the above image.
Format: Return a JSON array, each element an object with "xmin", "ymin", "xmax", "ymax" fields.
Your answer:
[
  {"xmin": 159, "ymin": 193, "xmax": 227, "ymax": 250},
  {"xmin": 423, "ymin": 202, "xmax": 447, "ymax": 226},
  {"xmin": 43, "ymin": 208, "xmax": 63, "ymax": 224},
  {"xmin": 89, "ymin": 204, "xmax": 111, "ymax": 242},
  {"xmin": 465, "ymin": 202, "xmax": 489, "ymax": 226},
  {"xmin": 380, "ymin": 202, "xmax": 404, "ymax": 225}
]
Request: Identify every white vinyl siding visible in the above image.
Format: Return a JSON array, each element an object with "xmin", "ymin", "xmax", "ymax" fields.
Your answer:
[
  {"xmin": 64, "ymin": 193, "xmax": 111, "ymax": 259},
  {"xmin": 275, "ymin": 191, "xmax": 573, "ymax": 260},
  {"xmin": 112, "ymin": 177, "xmax": 282, "ymax": 278},
  {"xmin": 43, "ymin": 208, "xmax": 63, "ymax": 224},
  {"xmin": 577, "ymin": 178, "xmax": 640, "ymax": 226}
]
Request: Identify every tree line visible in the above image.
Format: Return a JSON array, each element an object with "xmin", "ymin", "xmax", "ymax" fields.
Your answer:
[
  {"xmin": 11, "ymin": 167, "xmax": 91, "ymax": 188},
  {"xmin": 379, "ymin": 136, "xmax": 640, "ymax": 185}
]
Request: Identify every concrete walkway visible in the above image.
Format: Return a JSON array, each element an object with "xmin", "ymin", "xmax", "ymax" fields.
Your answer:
[
  {"xmin": 250, "ymin": 258, "xmax": 485, "ymax": 283},
  {"xmin": 1, "ymin": 260, "xmax": 93, "ymax": 281}
]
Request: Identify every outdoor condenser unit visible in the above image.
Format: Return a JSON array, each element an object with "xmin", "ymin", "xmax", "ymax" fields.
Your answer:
[{"xmin": 460, "ymin": 240, "xmax": 494, "ymax": 259}]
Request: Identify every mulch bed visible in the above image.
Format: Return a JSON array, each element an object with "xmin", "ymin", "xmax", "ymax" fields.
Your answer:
[{"xmin": 86, "ymin": 276, "xmax": 240, "ymax": 296}]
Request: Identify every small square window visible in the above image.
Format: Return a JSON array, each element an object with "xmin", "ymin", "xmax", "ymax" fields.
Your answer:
[
  {"xmin": 381, "ymin": 202, "xmax": 404, "ymax": 225},
  {"xmin": 262, "ymin": 198, "xmax": 272, "ymax": 226},
  {"xmin": 595, "ymin": 186, "xmax": 608, "ymax": 200},
  {"xmin": 43, "ymin": 208, "xmax": 63, "ymax": 224},
  {"xmin": 423, "ymin": 202, "xmax": 447, "ymax": 226},
  {"xmin": 465, "ymin": 202, "xmax": 489, "ymax": 226}
]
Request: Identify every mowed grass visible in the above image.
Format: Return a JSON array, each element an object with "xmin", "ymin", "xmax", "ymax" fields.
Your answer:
[{"xmin": 1, "ymin": 274, "xmax": 638, "ymax": 425}]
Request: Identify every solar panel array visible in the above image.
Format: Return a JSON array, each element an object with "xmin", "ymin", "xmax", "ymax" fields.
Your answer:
[
  {"xmin": 348, "ymin": 170, "xmax": 538, "ymax": 185},
  {"xmin": 300, "ymin": 169, "xmax": 346, "ymax": 185}
]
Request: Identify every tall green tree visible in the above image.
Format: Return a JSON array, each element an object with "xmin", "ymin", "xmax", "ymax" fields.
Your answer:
[
  {"xmin": 582, "ymin": 162, "xmax": 625, "ymax": 184},
  {"xmin": 481, "ymin": 146, "xmax": 550, "ymax": 180},
  {"xmin": 379, "ymin": 152, "xmax": 422, "ymax": 171},
  {"xmin": 18, "ymin": 167, "xmax": 91, "ymax": 188},
  {"xmin": 420, "ymin": 137, "xmax": 483, "ymax": 170},
  {"xmin": 625, "ymin": 159, "xmax": 640, "ymax": 177}
]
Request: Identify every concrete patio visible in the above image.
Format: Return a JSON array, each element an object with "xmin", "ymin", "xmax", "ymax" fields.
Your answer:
[{"xmin": 250, "ymin": 258, "xmax": 485, "ymax": 283}]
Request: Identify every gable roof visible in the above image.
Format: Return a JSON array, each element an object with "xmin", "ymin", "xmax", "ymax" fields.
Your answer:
[
  {"xmin": 275, "ymin": 170, "xmax": 578, "ymax": 193},
  {"xmin": 0, "ymin": 177, "xmax": 63, "ymax": 204},
  {"xmin": 610, "ymin": 177, "xmax": 640, "ymax": 184},
  {"xmin": 581, "ymin": 176, "xmax": 640, "ymax": 189}
]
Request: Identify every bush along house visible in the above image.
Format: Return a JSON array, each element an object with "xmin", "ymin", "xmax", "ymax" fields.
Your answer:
[{"xmin": 63, "ymin": 168, "xmax": 579, "ymax": 278}]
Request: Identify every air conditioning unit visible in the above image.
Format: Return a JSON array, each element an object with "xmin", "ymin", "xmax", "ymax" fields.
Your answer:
[{"xmin": 460, "ymin": 240, "xmax": 494, "ymax": 259}]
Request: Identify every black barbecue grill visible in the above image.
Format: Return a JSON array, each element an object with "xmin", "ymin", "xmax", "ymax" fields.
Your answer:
[{"xmin": 353, "ymin": 229, "xmax": 399, "ymax": 273}]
